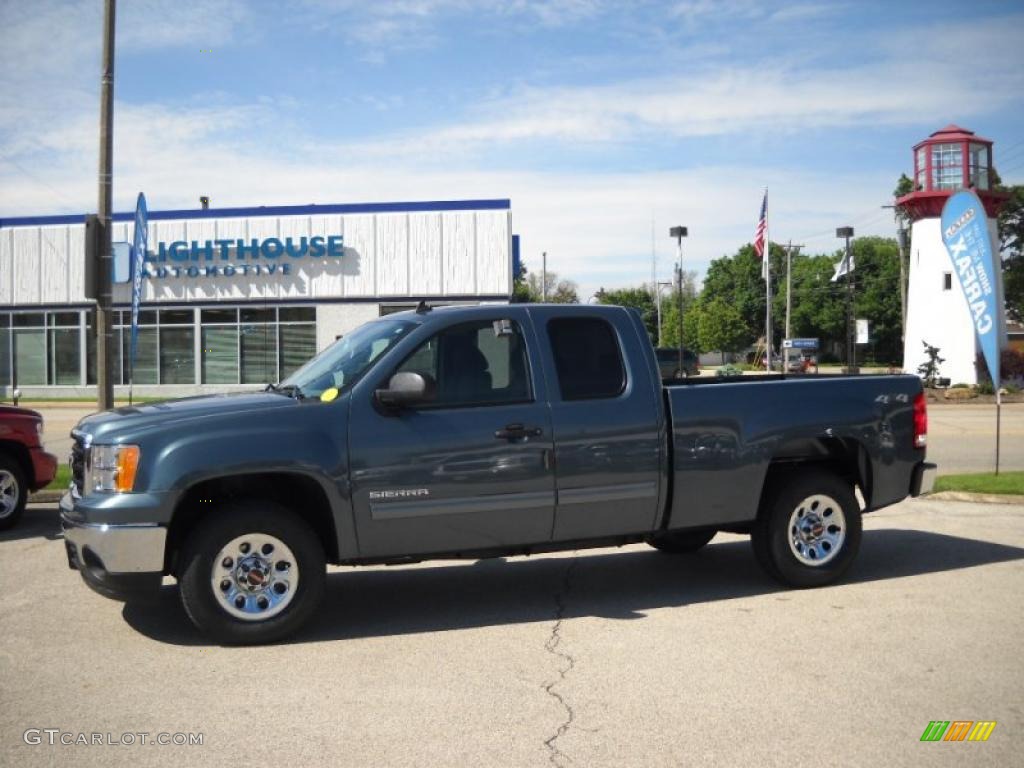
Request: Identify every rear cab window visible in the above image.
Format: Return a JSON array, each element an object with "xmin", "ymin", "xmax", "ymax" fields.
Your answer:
[{"xmin": 546, "ymin": 317, "xmax": 626, "ymax": 400}]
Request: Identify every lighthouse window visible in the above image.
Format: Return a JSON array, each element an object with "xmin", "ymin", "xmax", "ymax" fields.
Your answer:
[
  {"xmin": 915, "ymin": 147, "xmax": 927, "ymax": 189},
  {"xmin": 942, "ymin": 272, "xmax": 952, "ymax": 291},
  {"xmin": 968, "ymin": 143, "xmax": 989, "ymax": 190},
  {"xmin": 931, "ymin": 143, "xmax": 962, "ymax": 190}
]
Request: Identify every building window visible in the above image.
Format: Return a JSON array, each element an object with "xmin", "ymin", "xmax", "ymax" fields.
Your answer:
[
  {"xmin": 931, "ymin": 142, "xmax": 963, "ymax": 190},
  {"xmin": 0, "ymin": 315, "xmax": 9, "ymax": 386},
  {"xmin": 240, "ymin": 320, "xmax": 277, "ymax": 385},
  {"xmin": 48, "ymin": 311, "xmax": 81, "ymax": 386},
  {"xmin": 5, "ymin": 304, "xmax": 317, "ymax": 389},
  {"xmin": 943, "ymin": 272, "xmax": 952, "ymax": 291},
  {"xmin": 915, "ymin": 146, "xmax": 927, "ymax": 189},
  {"xmin": 202, "ymin": 308, "xmax": 239, "ymax": 385}
]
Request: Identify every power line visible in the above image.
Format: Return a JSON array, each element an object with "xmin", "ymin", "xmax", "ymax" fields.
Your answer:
[{"xmin": 0, "ymin": 154, "xmax": 80, "ymax": 209}]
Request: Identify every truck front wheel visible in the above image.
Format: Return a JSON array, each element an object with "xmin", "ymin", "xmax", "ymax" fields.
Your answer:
[
  {"xmin": 751, "ymin": 469, "xmax": 861, "ymax": 588},
  {"xmin": 178, "ymin": 501, "xmax": 326, "ymax": 644}
]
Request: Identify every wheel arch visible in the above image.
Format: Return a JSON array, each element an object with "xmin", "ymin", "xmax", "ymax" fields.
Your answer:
[
  {"xmin": 759, "ymin": 436, "xmax": 870, "ymax": 516},
  {"xmin": 0, "ymin": 440, "xmax": 32, "ymax": 483},
  {"xmin": 165, "ymin": 472, "xmax": 341, "ymax": 575}
]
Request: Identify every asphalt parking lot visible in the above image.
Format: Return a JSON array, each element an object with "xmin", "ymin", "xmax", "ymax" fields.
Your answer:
[{"xmin": 1, "ymin": 496, "xmax": 1021, "ymax": 767}]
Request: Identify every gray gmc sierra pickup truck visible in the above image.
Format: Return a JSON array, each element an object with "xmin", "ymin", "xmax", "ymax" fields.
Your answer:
[{"xmin": 61, "ymin": 304, "xmax": 935, "ymax": 643}]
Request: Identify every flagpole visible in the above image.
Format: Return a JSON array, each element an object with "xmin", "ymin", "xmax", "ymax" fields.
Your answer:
[{"xmin": 764, "ymin": 188, "xmax": 772, "ymax": 371}]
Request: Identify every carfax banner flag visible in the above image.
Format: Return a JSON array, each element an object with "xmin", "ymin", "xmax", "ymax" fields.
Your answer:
[
  {"xmin": 940, "ymin": 189, "xmax": 1000, "ymax": 387},
  {"xmin": 130, "ymin": 192, "xmax": 148, "ymax": 380}
]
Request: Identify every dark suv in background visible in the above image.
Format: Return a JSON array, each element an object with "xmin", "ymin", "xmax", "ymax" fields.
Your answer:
[{"xmin": 655, "ymin": 348, "xmax": 700, "ymax": 378}]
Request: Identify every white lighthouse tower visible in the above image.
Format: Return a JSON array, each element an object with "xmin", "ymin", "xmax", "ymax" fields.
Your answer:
[{"xmin": 900, "ymin": 125, "xmax": 1009, "ymax": 384}]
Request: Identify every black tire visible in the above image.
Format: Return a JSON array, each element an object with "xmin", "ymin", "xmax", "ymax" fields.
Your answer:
[
  {"xmin": 0, "ymin": 455, "xmax": 28, "ymax": 532},
  {"xmin": 673, "ymin": 368, "xmax": 687, "ymax": 380},
  {"xmin": 648, "ymin": 528, "xmax": 716, "ymax": 554},
  {"xmin": 178, "ymin": 501, "xmax": 326, "ymax": 644},
  {"xmin": 751, "ymin": 469, "xmax": 861, "ymax": 588}
]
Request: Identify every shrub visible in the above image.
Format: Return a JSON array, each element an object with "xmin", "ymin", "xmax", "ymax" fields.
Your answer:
[
  {"xmin": 950, "ymin": 383, "xmax": 970, "ymax": 389},
  {"xmin": 976, "ymin": 380, "xmax": 995, "ymax": 395},
  {"xmin": 975, "ymin": 348, "xmax": 1024, "ymax": 388},
  {"xmin": 716, "ymin": 364, "xmax": 743, "ymax": 377}
]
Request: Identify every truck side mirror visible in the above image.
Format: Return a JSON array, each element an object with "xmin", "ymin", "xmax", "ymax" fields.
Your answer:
[{"xmin": 375, "ymin": 372, "xmax": 436, "ymax": 410}]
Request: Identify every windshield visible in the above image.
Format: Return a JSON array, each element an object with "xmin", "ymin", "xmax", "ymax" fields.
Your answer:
[{"xmin": 280, "ymin": 317, "xmax": 417, "ymax": 399}]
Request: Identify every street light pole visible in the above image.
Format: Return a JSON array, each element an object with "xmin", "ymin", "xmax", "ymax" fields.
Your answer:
[
  {"xmin": 836, "ymin": 227, "xmax": 855, "ymax": 373},
  {"xmin": 669, "ymin": 226, "xmax": 688, "ymax": 376}
]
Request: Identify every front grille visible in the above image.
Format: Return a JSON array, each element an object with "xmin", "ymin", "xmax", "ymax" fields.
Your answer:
[{"xmin": 70, "ymin": 431, "xmax": 88, "ymax": 495}]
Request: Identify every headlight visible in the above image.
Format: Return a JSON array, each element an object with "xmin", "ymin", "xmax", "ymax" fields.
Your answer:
[{"xmin": 86, "ymin": 444, "xmax": 141, "ymax": 493}]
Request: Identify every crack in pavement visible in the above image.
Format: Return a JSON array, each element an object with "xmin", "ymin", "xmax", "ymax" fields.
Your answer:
[{"xmin": 542, "ymin": 556, "xmax": 578, "ymax": 767}]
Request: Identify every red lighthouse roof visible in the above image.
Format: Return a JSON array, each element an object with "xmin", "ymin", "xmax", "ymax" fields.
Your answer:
[{"xmin": 913, "ymin": 124, "xmax": 993, "ymax": 150}]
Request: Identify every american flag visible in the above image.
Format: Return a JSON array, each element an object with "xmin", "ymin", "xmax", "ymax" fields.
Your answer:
[{"xmin": 753, "ymin": 191, "xmax": 767, "ymax": 258}]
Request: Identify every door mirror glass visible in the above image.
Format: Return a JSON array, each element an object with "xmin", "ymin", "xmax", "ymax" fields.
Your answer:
[{"xmin": 375, "ymin": 371, "xmax": 436, "ymax": 409}]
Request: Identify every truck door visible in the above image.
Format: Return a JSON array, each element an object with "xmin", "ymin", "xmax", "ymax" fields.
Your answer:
[
  {"xmin": 533, "ymin": 308, "xmax": 664, "ymax": 539},
  {"xmin": 348, "ymin": 314, "xmax": 555, "ymax": 557}
]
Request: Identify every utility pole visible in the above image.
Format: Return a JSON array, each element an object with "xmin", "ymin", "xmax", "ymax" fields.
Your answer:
[
  {"xmin": 782, "ymin": 242, "xmax": 804, "ymax": 372},
  {"xmin": 95, "ymin": 0, "xmax": 116, "ymax": 410}
]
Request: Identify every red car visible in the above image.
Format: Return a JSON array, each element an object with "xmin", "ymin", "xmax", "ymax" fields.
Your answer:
[{"xmin": 0, "ymin": 406, "xmax": 58, "ymax": 530}]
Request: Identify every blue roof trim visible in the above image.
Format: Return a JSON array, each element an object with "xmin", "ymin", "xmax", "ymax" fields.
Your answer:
[{"xmin": 0, "ymin": 199, "xmax": 511, "ymax": 228}]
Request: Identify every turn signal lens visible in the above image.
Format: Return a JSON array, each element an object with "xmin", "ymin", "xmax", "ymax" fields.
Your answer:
[{"xmin": 115, "ymin": 445, "xmax": 141, "ymax": 492}]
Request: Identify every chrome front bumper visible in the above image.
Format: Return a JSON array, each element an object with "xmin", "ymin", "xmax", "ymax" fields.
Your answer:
[{"xmin": 61, "ymin": 515, "xmax": 167, "ymax": 574}]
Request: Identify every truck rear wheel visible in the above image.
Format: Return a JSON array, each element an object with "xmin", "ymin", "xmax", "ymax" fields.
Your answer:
[
  {"xmin": 751, "ymin": 469, "xmax": 861, "ymax": 588},
  {"xmin": 178, "ymin": 501, "xmax": 326, "ymax": 644},
  {"xmin": 648, "ymin": 529, "xmax": 715, "ymax": 553},
  {"xmin": 0, "ymin": 456, "xmax": 28, "ymax": 531}
]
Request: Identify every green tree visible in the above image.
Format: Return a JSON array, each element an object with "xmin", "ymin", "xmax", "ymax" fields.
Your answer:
[
  {"xmin": 512, "ymin": 261, "xmax": 579, "ymax": 303},
  {"xmin": 657, "ymin": 269, "xmax": 699, "ymax": 349},
  {"xmin": 699, "ymin": 244, "xmax": 767, "ymax": 348},
  {"xmin": 597, "ymin": 286, "xmax": 657, "ymax": 342},
  {"xmin": 998, "ymin": 184, "xmax": 1024, "ymax": 321},
  {"xmin": 697, "ymin": 298, "xmax": 748, "ymax": 356}
]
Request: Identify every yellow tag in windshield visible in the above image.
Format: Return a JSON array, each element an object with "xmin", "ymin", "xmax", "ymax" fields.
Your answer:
[{"xmin": 320, "ymin": 387, "xmax": 339, "ymax": 403}]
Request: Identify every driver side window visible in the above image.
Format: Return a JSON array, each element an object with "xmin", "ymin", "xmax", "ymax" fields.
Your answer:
[{"xmin": 395, "ymin": 319, "xmax": 532, "ymax": 407}]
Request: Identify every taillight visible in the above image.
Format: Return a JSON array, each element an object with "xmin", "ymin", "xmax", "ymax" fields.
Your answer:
[{"xmin": 913, "ymin": 392, "xmax": 927, "ymax": 449}]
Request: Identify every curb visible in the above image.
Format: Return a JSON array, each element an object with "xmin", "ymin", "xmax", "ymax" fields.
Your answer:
[
  {"xmin": 29, "ymin": 490, "xmax": 64, "ymax": 504},
  {"xmin": 928, "ymin": 491, "xmax": 1024, "ymax": 505}
]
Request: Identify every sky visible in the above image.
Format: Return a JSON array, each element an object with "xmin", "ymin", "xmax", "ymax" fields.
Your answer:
[{"xmin": 1, "ymin": 0, "xmax": 1023, "ymax": 300}]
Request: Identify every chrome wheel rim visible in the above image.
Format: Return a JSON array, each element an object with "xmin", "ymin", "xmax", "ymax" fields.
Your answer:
[
  {"xmin": 0, "ymin": 470, "xmax": 19, "ymax": 519},
  {"xmin": 787, "ymin": 493, "xmax": 845, "ymax": 567},
  {"xmin": 211, "ymin": 533, "xmax": 299, "ymax": 621}
]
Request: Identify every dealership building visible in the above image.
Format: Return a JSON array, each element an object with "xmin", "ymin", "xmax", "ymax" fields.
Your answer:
[{"xmin": 0, "ymin": 199, "xmax": 515, "ymax": 397}]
